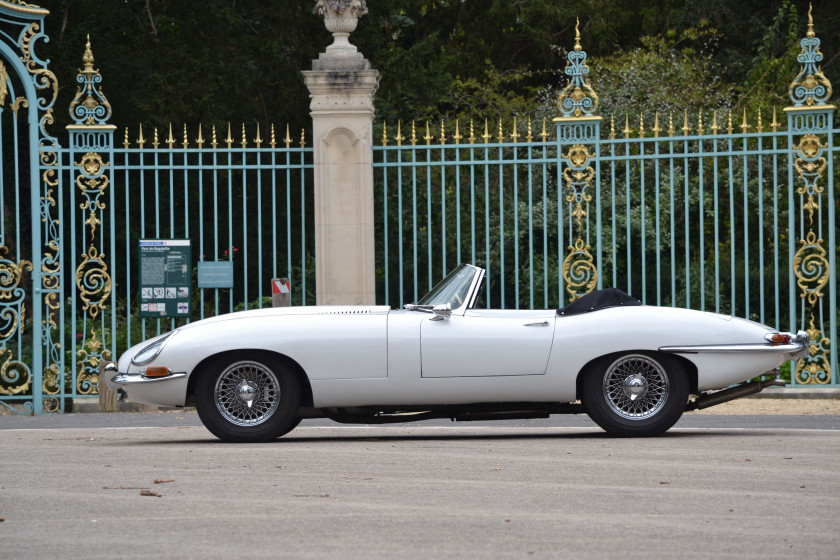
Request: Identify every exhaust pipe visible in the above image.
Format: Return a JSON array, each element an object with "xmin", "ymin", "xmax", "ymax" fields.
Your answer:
[{"xmin": 686, "ymin": 378, "xmax": 786, "ymax": 411}]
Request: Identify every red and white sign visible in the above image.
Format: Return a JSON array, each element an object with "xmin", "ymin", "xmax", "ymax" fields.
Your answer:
[{"xmin": 272, "ymin": 279, "xmax": 290, "ymax": 294}]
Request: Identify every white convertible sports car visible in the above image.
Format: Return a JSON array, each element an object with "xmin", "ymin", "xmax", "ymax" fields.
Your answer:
[{"xmin": 108, "ymin": 264, "xmax": 808, "ymax": 442}]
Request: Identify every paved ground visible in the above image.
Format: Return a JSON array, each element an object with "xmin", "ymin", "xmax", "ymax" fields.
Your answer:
[{"xmin": 1, "ymin": 407, "xmax": 838, "ymax": 559}]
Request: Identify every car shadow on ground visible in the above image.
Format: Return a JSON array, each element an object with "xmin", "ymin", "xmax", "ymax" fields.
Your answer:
[{"xmin": 111, "ymin": 428, "xmax": 762, "ymax": 446}]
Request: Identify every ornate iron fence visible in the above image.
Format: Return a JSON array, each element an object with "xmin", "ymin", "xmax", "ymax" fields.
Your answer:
[
  {"xmin": 373, "ymin": 15, "xmax": 837, "ymax": 386},
  {"xmin": 1, "ymin": 3, "xmax": 837, "ymax": 416},
  {"xmin": 0, "ymin": 6, "xmax": 314, "ymax": 414}
]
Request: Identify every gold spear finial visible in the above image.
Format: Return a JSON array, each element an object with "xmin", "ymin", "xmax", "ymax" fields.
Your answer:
[
  {"xmin": 137, "ymin": 124, "xmax": 146, "ymax": 149},
  {"xmin": 574, "ymin": 18, "xmax": 581, "ymax": 51},
  {"xmin": 254, "ymin": 123, "xmax": 263, "ymax": 148},
  {"xmin": 284, "ymin": 124, "xmax": 292, "ymax": 148},
  {"xmin": 807, "ymin": 3, "xmax": 815, "ymax": 38},
  {"xmin": 82, "ymin": 34, "xmax": 94, "ymax": 75},
  {"xmin": 396, "ymin": 120, "xmax": 404, "ymax": 146},
  {"xmin": 225, "ymin": 123, "xmax": 233, "ymax": 148},
  {"xmin": 197, "ymin": 123, "xmax": 205, "ymax": 149},
  {"xmin": 166, "ymin": 123, "xmax": 175, "ymax": 148}
]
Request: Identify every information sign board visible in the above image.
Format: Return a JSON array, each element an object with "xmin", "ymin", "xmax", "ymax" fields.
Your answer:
[
  {"xmin": 138, "ymin": 239, "xmax": 191, "ymax": 318},
  {"xmin": 197, "ymin": 261, "xmax": 235, "ymax": 289}
]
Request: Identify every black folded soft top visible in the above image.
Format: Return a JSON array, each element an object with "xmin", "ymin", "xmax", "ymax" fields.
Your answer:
[{"xmin": 557, "ymin": 287, "xmax": 641, "ymax": 316}]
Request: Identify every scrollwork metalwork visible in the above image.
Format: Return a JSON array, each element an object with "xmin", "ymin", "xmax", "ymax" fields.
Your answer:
[
  {"xmin": 74, "ymin": 152, "xmax": 109, "ymax": 240},
  {"xmin": 0, "ymin": 347, "xmax": 32, "ymax": 395},
  {"xmin": 557, "ymin": 19, "xmax": 599, "ymax": 118},
  {"xmin": 562, "ymin": 238, "xmax": 598, "ymax": 301},
  {"xmin": 795, "ymin": 315, "xmax": 831, "ymax": 384},
  {"xmin": 76, "ymin": 328, "xmax": 110, "ymax": 395},
  {"xmin": 792, "ymin": 231, "xmax": 828, "ymax": 307},
  {"xmin": 68, "ymin": 36, "xmax": 112, "ymax": 125},
  {"xmin": 563, "ymin": 145, "xmax": 595, "ymax": 229},
  {"xmin": 76, "ymin": 245, "xmax": 111, "ymax": 320},
  {"xmin": 789, "ymin": 5, "xmax": 833, "ymax": 107}
]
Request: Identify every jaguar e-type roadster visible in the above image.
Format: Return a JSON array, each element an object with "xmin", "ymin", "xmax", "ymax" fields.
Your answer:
[{"xmin": 107, "ymin": 264, "xmax": 808, "ymax": 442}]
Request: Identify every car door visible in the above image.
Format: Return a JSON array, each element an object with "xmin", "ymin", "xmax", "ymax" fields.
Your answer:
[{"xmin": 420, "ymin": 310, "xmax": 556, "ymax": 377}]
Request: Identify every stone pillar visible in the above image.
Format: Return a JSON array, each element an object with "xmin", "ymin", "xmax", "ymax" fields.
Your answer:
[{"xmin": 302, "ymin": 0, "xmax": 381, "ymax": 305}]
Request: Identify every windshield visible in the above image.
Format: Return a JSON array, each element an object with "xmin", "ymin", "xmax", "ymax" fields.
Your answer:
[{"xmin": 416, "ymin": 264, "xmax": 478, "ymax": 309}]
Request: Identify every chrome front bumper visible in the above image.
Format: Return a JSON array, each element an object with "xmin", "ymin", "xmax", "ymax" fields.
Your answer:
[{"xmin": 104, "ymin": 363, "xmax": 187, "ymax": 388}]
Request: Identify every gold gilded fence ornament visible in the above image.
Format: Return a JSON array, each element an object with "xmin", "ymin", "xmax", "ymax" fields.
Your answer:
[
  {"xmin": 785, "ymin": 5, "xmax": 834, "ymax": 384},
  {"xmin": 555, "ymin": 18, "xmax": 601, "ymax": 301},
  {"xmin": 0, "ymin": 248, "xmax": 33, "ymax": 396},
  {"xmin": 68, "ymin": 38, "xmax": 115, "ymax": 397}
]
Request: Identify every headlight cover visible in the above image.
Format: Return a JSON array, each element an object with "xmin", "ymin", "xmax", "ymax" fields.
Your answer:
[{"xmin": 131, "ymin": 330, "xmax": 178, "ymax": 365}]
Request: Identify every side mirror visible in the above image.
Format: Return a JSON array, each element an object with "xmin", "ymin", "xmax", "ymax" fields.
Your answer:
[{"xmin": 430, "ymin": 303, "xmax": 451, "ymax": 321}]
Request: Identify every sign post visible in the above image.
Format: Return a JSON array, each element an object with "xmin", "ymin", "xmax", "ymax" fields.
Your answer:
[{"xmin": 271, "ymin": 278, "xmax": 291, "ymax": 307}]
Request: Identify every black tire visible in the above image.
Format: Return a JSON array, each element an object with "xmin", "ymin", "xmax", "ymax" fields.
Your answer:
[
  {"xmin": 581, "ymin": 352, "xmax": 688, "ymax": 437},
  {"xmin": 195, "ymin": 353, "xmax": 301, "ymax": 442}
]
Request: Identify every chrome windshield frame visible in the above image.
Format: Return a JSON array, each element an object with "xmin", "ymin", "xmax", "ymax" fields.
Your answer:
[{"xmin": 414, "ymin": 264, "xmax": 485, "ymax": 315}]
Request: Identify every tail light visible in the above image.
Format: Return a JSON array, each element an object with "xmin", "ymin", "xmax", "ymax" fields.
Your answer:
[{"xmin": 765, "ymin": 333, "xmax": 791, "ymax": 345}]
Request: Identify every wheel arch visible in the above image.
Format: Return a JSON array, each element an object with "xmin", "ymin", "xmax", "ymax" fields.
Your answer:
[
  {"xmin": 575, "ymin": 349, "xmax": 698, "ymax": 401},
  {"xmin": 185, "ymin": 349, "xmax": 314, "ymax": 408}
]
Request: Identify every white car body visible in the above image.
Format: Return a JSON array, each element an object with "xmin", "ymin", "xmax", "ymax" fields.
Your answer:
[{"xmin": 108, "ymin": 264, "xmax": 807, "ymax": 441}]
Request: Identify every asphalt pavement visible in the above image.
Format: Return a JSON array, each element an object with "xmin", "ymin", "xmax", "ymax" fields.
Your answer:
[{"xmin": 1, "ymin": 412, "xmax": 839, "ymax": 559}]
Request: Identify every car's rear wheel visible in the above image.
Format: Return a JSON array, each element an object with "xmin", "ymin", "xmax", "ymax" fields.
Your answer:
[
  {"xmin": 195, "ymin": 353, "xmax": 301, "ymax": 442},
  {"xmin": 582, "ymin": 352, "xmax": 688, "ymax": 437}
]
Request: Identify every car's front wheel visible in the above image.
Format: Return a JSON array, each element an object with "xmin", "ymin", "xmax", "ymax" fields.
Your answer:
[
  {"xmin": 195, "ymin": 353, "xmax": 301, "ymax": 442},
  {"xmin": 581, "ymin": 352, "xmax": 688, "ymax": 437}
]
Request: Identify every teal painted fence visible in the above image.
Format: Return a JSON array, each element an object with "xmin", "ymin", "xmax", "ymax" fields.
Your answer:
[
  {"xmin": 1, "ymin": 3, "xmax": 837, "ymax": 416},
  {"xmin": 373, "ymin": 20, "xmax": 838, "ymax": 387}
]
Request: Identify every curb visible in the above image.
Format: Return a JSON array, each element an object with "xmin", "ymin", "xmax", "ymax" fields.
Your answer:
[{"xmin": 66, "ymin": 387, "xmax": 840, "ymax": 413}]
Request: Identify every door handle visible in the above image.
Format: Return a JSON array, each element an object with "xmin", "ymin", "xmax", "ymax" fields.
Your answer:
[{"xmin": 524, "ymin": 321, "xmax": 550, "ymax": 327}]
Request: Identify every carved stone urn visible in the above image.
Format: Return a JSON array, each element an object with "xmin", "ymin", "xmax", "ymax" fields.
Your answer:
[{"xmin": 314, "ymin": 0, "xmax": 368, "ymax": 55}]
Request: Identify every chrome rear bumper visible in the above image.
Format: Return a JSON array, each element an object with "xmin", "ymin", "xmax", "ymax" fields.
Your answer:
[{"xmin": 661, "ymin": 330, "xmax": 809, "ymax": 360}]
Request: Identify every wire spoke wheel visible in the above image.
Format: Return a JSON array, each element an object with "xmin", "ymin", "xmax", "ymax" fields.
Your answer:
[
  {"xmin": 214, "ymin": 360, "xmax": 281, "ymax": 427},
  {"xmin": 603, "ymin": 354, "xmax": 669, "ymax": 420},
  {"xmin": 582, "ymin": 352, "xmax": 688, "ymax": 437},
  {"xmin": 195, "ymin": 353, "xmax": 301, "ymax": 442}
]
